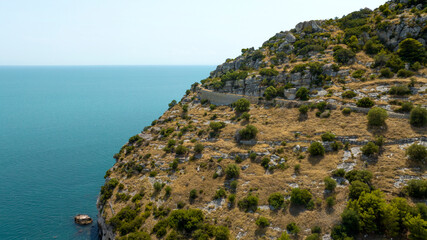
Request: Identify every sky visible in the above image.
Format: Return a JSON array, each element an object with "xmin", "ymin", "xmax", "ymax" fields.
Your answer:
[{"xmin": 0, "ymin": 0, "xmax": 386, "ymax": 66}]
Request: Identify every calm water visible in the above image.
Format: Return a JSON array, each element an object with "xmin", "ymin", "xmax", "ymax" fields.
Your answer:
[{"xmin": 0, "ymin": 66, "xmax": 213, "ymax": 239}]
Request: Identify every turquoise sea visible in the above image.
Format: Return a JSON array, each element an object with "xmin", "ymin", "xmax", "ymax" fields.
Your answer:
[{"xmin": 0, "ymin": 66, "xmax": 213, "ymax": 239}]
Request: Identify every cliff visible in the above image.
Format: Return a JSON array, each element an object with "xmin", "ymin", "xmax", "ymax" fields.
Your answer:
[{"xmin": 98, "ymin": 1, "xmax": 427, "ymax": 239}]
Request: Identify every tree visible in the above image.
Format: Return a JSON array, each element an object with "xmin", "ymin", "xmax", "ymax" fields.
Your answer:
[
  {"xmin": 410, "ymin": 107, "xmax": 427, "ymax": 127},
  {"xmin": 296, "ymin": 87, "xmax": 309, "ymax": 100},
  {"xmin": 361, "ymin": 142, "xmax": 379, "ymax": 156},
  {"xmin": 405, "ymin": 215, "xmax": 427, "ymax": 240},
  {"xmin": 256, "ymin": 217, "xmax": 270, "ymax": 228},
  {"xmin": 225, "ymin": 164, "xmax": 240, "ymax": 179},
  {"xmin": 324, "ymin": 177, "xmax": 337, "ymax": 191},
  {"xmin": 308, "ymin": 142, "xmax": 325, "ymax": 156},
  {"xmin": 268, "ymin": 192, "xmax": 284, "ymax": 209},
  {"xmin": 234, "ymin": 98, "xmax": 250, "ymax": 112},
  {"xmin": 341, "ymin": 209, "xmax": 360, "ymax": 235},
  {"xmin": 398, "ymin": 38, "xmax": 425, "ymax": 63},
  {"xmin": 290, "ymin": 188, "xmax": 312, "ymax": 207},
  {"xmin": 238, "ymin": 125, "xmax": 258, "ymax": 140},
  {"xmin": 264, "ymin": 86, "xmax": 277, "ymax": 100},
  {"xmin": 349, "ymin": 180, "xmax": 370, "ymax": 199},
  {"xmin": 406, "ymin": 144, "xmax": 427, "ymax": 163},
  {"xmin": 333, "ymin": 48, "xmax": 356, "ymax": 64},
  {"xmin": 367, "ymin": 107, "xmax": 388, "ymax": 126}
]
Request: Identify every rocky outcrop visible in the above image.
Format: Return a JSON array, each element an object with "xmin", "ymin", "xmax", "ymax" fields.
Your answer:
[
  {"xmin": 74, "ymin": 214, "xmax": 93, "ymax": 225},
  {"xmin": 97, "ymin": 196, "xmax": 115, "ymax": 240}
]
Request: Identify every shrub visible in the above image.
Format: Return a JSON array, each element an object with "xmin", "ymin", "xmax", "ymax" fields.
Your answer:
[
  {"xmin": 241, "ymin": 112, "xmax": 250, "ymax": 121},
  {"xmin": 356, "ymin": 97, "xmax": 375, "ymax": 108},
  {"xmin": 324, "ymin": 177, "xmax": 337, "ymax": 191},
  {"xmin": 234, "ymin": 98, "xmax": 250, "ymax": 112},
  {"xmin": 299, "ymin": 105, "xmax": 309, "ymax": 114},
  {"xmin": 405, "ymin": 215, "xmax": 427, "ymax": 240},
  {"xmin": 190, "ymin": 189, "xmax": 198, "ymax": 199},
  {"xmin": 361, "ymin": 142, "xmax": 379, "ymax": 156},
  {"xmin": 168, "ymin": 209, "xmax": 204, "ymax": 232},
  {"xmin": 260, "ymin": 68, "xmax": 279, "ymax": 77},
  {"xmin": 261, "ymin": 157, "xmax": 270, "ymax": 169},
  {"xmin": 165, "ymin": 186, "xmax": 172, "ymax": 195},
  {"xmin": 352, "ymin": 69, "xmax": 365, "ymax": 79},
  {"xmin": 214, "ymin": 188, "xmax": 227, "ymax": 199},
  {"xmin": 342, "ymin": 90, "xmax": 357, "ymax": 98},
  {"xmin": 316, "ymin": 102, "xmax": 327, "ymax": 112},
  {"xmin": 286, "ymin": 222, "xmax": 300, "ymax": 235},
  {"xmin": 225, "ymin": 164, "xmax": 240, "ymax": 179},
  {"xmin": 238, "ymin": 195, "xmax": 259, "ymax": 212},
  {"xmin": 410, "ymin": 107, "xmax": 427, "ymax": 127},
  {"xmin": 333, "ymin": 48, "xmax": 356, "ymax": 64},
  {"xmin": 345, "ymin": 170, "xmax": 373, "ymax": 184},
  {"xmin": 238, "ymin": 125, "xmax": 258, "ymax": 140},
  {"xmin": 268, "ymin": 192, "xmax": 285, "ymax": 209},
  {"xmin": 278, "ymin": 232, "xmax": 291, "ymax": 240},
  {"xmin": 326, "ymin": 196, "xmax": 335, "ymax": 208},
  {"xmin": 194, "ymin": 143, "xmax": 204, "ymax": 154},
  {"xmin": 175, "ymin": 145, "xmax": 188, "ymax": 155},
  {"xmin": 397, "ymin": 69, "xmax": 415, "ymax": 78},
  {"xmin": 321, "ymin": 132, "xmax": 336, "ymax": 142},
  {"xmin": 332, "ymin": 169, "xmax": 346, "ymax": 178},
  {"xmin": 170, "ymin": 159, "xmax": 179, "ymax": 170},
  {"xmin": 264, "ymin": 86, "xmax": 277, "ymax": 100},
  {"xmin": 290, "ymin": 188, "xmax": 312, "ymax": 207},
  {"xmin": 406, "ymin": 144, "xmax": 427, "ymax": 163},
  {"xmin": 389, "ymin": 85, "xmax": 411, "ymax": 95},
  {"xmin": 128, "ymin": 135, "xmax": 142, "ymax": 144},
  {"xmin": 256, "ymin": 217, "xmax": 270, "ymax": 228},
  {"xmin": 396, "ymin": 101, "xmax": 414, "ymax": 113},
  {"xmin": 342, "ymin": 107, "xmax": 352, "ymax": 115},
  {"xmin": 210, "ymin": 121, "xmax": 226, "ymax": 132},
  {"xmin": 221, "ymin": 71, "xmax": 248, "ymax": 81},
  {"xmin": 154, "ymin": 182, "xmax": 163, "ymax": 192},
  {"xmin": 349, "ymin": 180, "xmax": 370, "ymax": 199},
  {"xmin": 386, "ymin": 54, "xmax": 405, "ymax": 73},
  {"xmin": 367, "ymin": 107, "xmax": 388, "ymax": 126},
  {"xmin": 380, "ymin": 67, "xmax": 394, "ymax": 78},
  {"xmin": 230, "ymin": 180, "xmax": 238, "ymax": 190},
  {"xmin": 296, "ymin": 87, "xmax": 309, "ymax": 100},
  {"xmin": 405, "ymin": 179, "xmax": 427, "ymax": 199},
  {"xmin": 397, "ymin": 38, "xmax": 425, "ymax": 63},
  {"xmin": 214, "ymin": 226, "xmax": 230, "ymax": 240},
  {"xmin": 308, "ymin": 142, "xmax": 325, "ymax": 156}
]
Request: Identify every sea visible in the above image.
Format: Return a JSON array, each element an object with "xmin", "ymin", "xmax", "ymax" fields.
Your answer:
[{"xmin": 0, "ymin": 66, "xmax": 214, "ymax": 239}]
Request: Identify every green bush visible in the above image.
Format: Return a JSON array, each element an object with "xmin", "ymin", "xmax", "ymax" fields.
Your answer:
[
  {"xmin": 268, "ymin": 192, "xmax": 285, "ymax": 209},
  {"xmin": 209, "ymin": 122, "xmax": 226, "ymax": 132},
  {"xmin": 175, "ymin": 145, "xmax": 188, "ymax": 155},
  {"xmin": 190, "ymin": 189, "xmax": 198, "ymax": 199},
  {"xmin": 405, "ymin": 215, "xmax": 427, "ymax": 240},
  {"xmin": 238, "ymin": 125, "xmax": 258, "ymax": 140},
  {"xmin": 238, "ymin": 195, "xmax": 259, "ymax": 212},
  {"xmin": 168, "ymin": 209, "xmax": 204, "ymax": 232},
  {"xmin": 194, "ymin": 143, "xmax": 204, "ymax": 154},
  {"xmin": 128, "ymin": 135, "xmax": 142, "ymax": 144},
  {"xmin": 170, "ymin": 159, "xmax": 179, "ymax": 170},
  {"xmin": 324, "ymin": 177, "xmax": 337, "ymax": 191},
  {"xmin": 397, "ymin": 38, "xmax": 425, "ymax": 63},
  {"xmin": 259, "ymin": 68, "xmax": 279, "ymax": 77},
  {"xmin": 234, "ymin": 98, "xmax": 250, "ymax": 112},
  {"xmin": 406, "ymin": 179, "xmax": 427, "ymax": 199},
  {"xmin": 352, "ymin": 69, "xmax": 365, "ymax": 79},
  {"xmin": 154, "ymin": 182, "xmax": 163, "ymax": 192},
  {"xmin": 341, "ymin": 209, "xmax": 360, "ymax": 234},
  {"xmin": 389, "ymin": 85, "xmax": 411, "ymax": 95},
  {"xmin": 342, "ymin": 107, "xmax": 352, "ymax": 115},
  {"xmin": 342, "ymin": 90, "xmax": 357, "ymax": 98},
  {"xmin": 356, "ymin": 97, "xmax": 375, "ymax": 108},
  {"xmin": 361, "ymin": 142, "xmax": 379, "ymax": 156},
  {"xmin": 333, "ymin": 48, "xmax": 356, "ymax": 64},
  {"xmin": 349, "ymin": 180, "xmax": 371, "ymax": 199},
  {"xmin": 386, "ymin": 54, "xmax": 405, "ymax": 73},
  {"xmin": 308, "ymin": 142, "xmax": 325, "ymax": 156},
  {"xmin": 326, "ymin": 196, "xmax": 335, "ymax": 208},
  {"xmin": 264, "ymin": 86, "xmax": 277, "ymax": 100},
  {"xmin": 286, "ymin": 222, "xmax": 300, "ymax": 235},
  {"xmin": 290, "ymin": 188, "xmax": 312, "ymax": 207},
  {"xmin": 410, "ymin": 107, "xmax": 427, "ymax": 127},
  {"xmin": 214, "ymin": 188, "xmax": 227, "ymax": 199},
  {"xmin": 321, "ymin": 132, "xmax": 336, "ymax": 142},
  {"xmin": 214, "ymin": 226, "xmax": 230, "ymax": 240},
  {"xmin": 395, "ymin": 101, "xmax": 413, "ymax": 113},
  {"xmin": 296, "ymin": 87, "xmax": 309, "ymax": 100},
  {"xmin": 380, "ymin": 67, "xmax": 394, "ymax": 78},
  {"xmin": 299, "ymin": 105, "xmax": 309, "ymax": 114},
  {"xmin": 345, "ymin": 170, "xmax": 373, "ymax": 184},
  {"xmin": 241, "ymin": 112, "xmax": 250, "ymax": 121},
  {"xmin": 261, "ymin": 157, "xmax": 270, "ymax": 169},
  {"xmin": 278, "ymin": 232, "xmax": 291, "ymax": 240},
  {"xmin": 406, "ymin": 144, "xmax": 427, "ymax": 163},
  {"xmin": 255, "ymin": 217, "xmax": 270, "ymax": 228},
  {"xmin": 332, "ymin": 169, "xmax": 346, "ymax": 178},
  {"xmin": 397, "ymin": 69, "xmax": 415, "ymax": 78},
  {"xmin": 225, "ymin": 164, "xmax": 240, "ymax": 179},
  {"xmin": 367, "ymin": 107, "xmax": 388, "ymax": 126},
  {"xmin": 221, "ymin": 71, "xmax": 248, "ymax": 81}
]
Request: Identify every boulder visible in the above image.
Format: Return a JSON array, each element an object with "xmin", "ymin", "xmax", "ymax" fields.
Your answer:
[{"xmin": 74, "ymin": 214, "xmax": 93, "ymax": 225}]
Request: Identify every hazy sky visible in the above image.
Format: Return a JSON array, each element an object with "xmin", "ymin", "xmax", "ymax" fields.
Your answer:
[{"xmin": 0, "ymin": 0, "xmax": 386, "ymax": 65}]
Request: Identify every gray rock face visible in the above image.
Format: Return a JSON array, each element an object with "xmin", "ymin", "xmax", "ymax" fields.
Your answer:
[
  {"xmin": 284, "ymin": 88, "xmax": 297, "ymax": 100},
  {"xmin": 295, "ymin": 20, "xmax": 324, "ymax": 33}
]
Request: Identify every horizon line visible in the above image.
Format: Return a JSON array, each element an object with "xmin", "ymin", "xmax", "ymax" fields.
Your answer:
[{"xmin": 0, "ymin": 64, "xmax": 216, "ymax": 67}]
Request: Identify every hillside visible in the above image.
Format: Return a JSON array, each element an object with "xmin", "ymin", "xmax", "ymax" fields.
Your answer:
[{"xmin": 97, "ymin": 1, "xmax": 427, "ymax": 240}]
